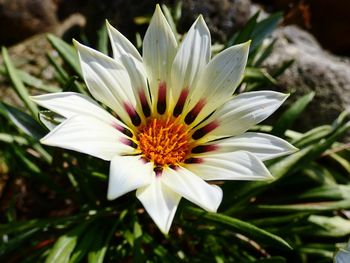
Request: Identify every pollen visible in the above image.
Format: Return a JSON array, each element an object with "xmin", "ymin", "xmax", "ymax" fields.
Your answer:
[{"xmin": 138, "ymin": 117, "xmax": 191, "ymax": 166}]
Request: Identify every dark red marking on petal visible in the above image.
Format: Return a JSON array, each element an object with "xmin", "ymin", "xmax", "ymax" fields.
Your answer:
[
  {"xmin": 139, "ymin": 90, "xmax": 151, "ymax": 117},
  {"xmin": 113, "ymin": 124, "xmax": 133, "ymax": 138},
  {"xmin": 191, "ymin": 144, "xmax": 219, "ymax": 154},
  {"xmin": 169, "ymin": 164, "xmax": 178, "ymax": 170},
  {"xmin": 154, "ymin": 166, "xmax": 163, "ymax": 177},
  {"xmin": 120, "ymin": 138, "xmax": 138, "ymax": 148},
  {"xmin": 184, "ymin": 157, "xmax": 203, "ymax": 164},
  {"xmin": 173, "ymin": 88, "xmax": 189, "ymax": 117},
  {"xmin": 157, "ymin": 82, "xmax": 167, "ymax": 115},
  {"xmin": 192, "ymin": 121, "xmax": 219, "ymax": 140},
  {"xmin": 185, "ymin": 99, "xmax": 206, "ymax": 125},
  {"xmin": 124, "ymin": 102, "xmax": 141, "ymax": 126}
]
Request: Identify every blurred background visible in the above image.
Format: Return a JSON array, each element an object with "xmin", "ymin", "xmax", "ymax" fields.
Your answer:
[
  {"xmin": 1, "ymin": 1, "xmax": 350, "ymax": 262},
  {"xmin": 1, "ymin": 0, "xmax": 350, "ymax": 131}
]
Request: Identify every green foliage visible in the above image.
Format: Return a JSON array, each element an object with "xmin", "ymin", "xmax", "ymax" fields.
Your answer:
[{"xmin": 0, "ymin": 5, "xmax": 349, "ymax": 263}]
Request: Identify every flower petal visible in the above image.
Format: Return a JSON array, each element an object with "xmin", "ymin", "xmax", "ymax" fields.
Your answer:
[
  {"xmin": 143, "ymin": 5, "xmax": 177, "ymax": 111},
  {"xmin": 186, "ymin": 151, "xmax": 273, "ymax": 181},
  {"xmin": 106, "ymin": 22, "xmax": 151, "ymax": 116},
  {"xmin": 41, "ymin": 115, "xmax": 134, "ymax": 161},
  {"xmin": 184, "ymin": 41, "xmax": 250, "ymax": 126},
  {"xmin": 107, "ymin": 156, "xmax": 153, "ymax": 200},
  {"xmin": 198, "ymin": 132, "xmax": 298, "ymax": 161},
  {"xmin": 136, "ymin": 176, "xmax": 181, "ymax": 234},
  {"xmin": 74, "ymin": 40, "xmax": 140, "ymax": 127},
  {"xmin": 170, "ymin": 15, "xmax": 210, "ymax": 112},
  {"xmin": 162, "ymin": 166, "xmax": 223, "ymax": 212},
  {"xmin": 31, "ymin": 92, "xmax": 122, "ymax": 126},
  {"xmin": 193, "ymin": 91, "xmax": 289, "ymax": 142},
  {"xmin": 106, "ymin": 20, "xmax": 142, "ymax": 61}
]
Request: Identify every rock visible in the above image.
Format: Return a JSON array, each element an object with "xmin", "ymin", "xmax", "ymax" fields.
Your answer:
[
  {"xmin": 0, "ymin": 0, "xmax": 59, "ymax": 46},
  {"xmin": 0, "ymin": 14, "xmax": 85, "ymax": 106},
  {"xmin": 263, "ymin": 25, "xmax": 350, "ymax": 130},
  {"xmin": 179, "ymin": 0, "xmax": 252, "ymax": 42},
  {"xmin": 252, "ymin": 0, "xmax": 350, "ymax": 55}
]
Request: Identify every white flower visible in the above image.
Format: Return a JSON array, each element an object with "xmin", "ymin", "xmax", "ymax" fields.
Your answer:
[{"xmin": 32, "ymin": 5, "xmax": 297, "ymax": 233}]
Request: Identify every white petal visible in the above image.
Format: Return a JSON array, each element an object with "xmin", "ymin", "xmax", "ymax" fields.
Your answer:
[
  {"xmin": 74, "ymin": 40, "xmax": 139, "ymax": 126},
  {"xmin": 136, "ymin": 177, "xmax": 181, "ymax": 234},
  {"xmin": 31, "ymin": 92, "xmax": 123, "ymax": 126},
  {"xmin": 170, "ymin": 15, "xmax": 210, "ymax": 108},
  {"xmin": 106, "ymin": 22, "xmax": 151, "ymax": 112},
  {"xmin": 184, "ymin": 41, "xmax": 250, "ymax": 126},
  {"xmin": 143, "ymin": 5, "xmax": 177, "ymax": 109},
  {"xmin": 41, "ymin": 115, "xmax": 134, "ymax": 161},
  {"xmin": 106, "ymin": 20, "xmax": 142, "ymax": 61},
  {"xmin": 107, "ymin": 156, "xmax": 153, "ymax": 200},
  {"xmin": 186, "ymin": 151, "xmax": 273, "ymax": 181},
  {"xmin": 194, "ymin": 91, "xmax": 289, "ymax": 142},
  {"xmin": 162, "ymin": 166, "xmax": 222, "ymax": 212},
  {"xmin": 200, "ymin": 132, "xmax": 298, "ymax": 161}
]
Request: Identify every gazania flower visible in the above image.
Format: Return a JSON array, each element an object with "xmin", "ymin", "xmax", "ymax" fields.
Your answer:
[{"xmin": 32, "ymin": 5, "xmax": 296, "ymax": 233}]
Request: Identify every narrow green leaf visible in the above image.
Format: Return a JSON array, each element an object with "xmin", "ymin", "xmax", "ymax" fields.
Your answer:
[
  {"xmin": 256, "ymin": 200, "xmax": 350, "ymax": 213},
  {"xmin": 292, "ymin": 125, "xmax": 332, "ymax": 148},
  {"xmin": 0, "ymin": 228, "xmax": 40, "ymax": 256},
  {"xmin": 0, "ymin": 133, "xmax": 28, "ymax": 145},
  {"xmin": 297, "ymin": 185, "xmax": 350, "ymax": 201},
  {"xmin": 0, "ymin": 102, "xmax": 46, "ymax": 140},
  {"xmin": 46, "ymin": 52, "xmax": 69, "ymax": 83},
  {"xmin": 272, "ymin": 92, "xmax": 315, "ymax": 137},
  {"xmin": 47, "ymin": 34, "xmax": 81, "ymax": 77},
  {"xmin": 69, "ymin": 224, "xmax": 100, "ymax": 263},
  {"xmin": 2, "ymin": 47, "xmax": 38, "ymax": 118},
  {"xmin": 250, "ymin": 12, "xmax": 283, "ymax": 52},
  {"xmin": 254, "ymin": 39, "xmax": 277, "ymax": 66},
  {"xmin": 244, "ymin": 67, "xmax": 276, "ymax": 85},
  {"xmin": 185, "ymin": 207, "xmax": 292, "ymax": 250},
  {"xmin": 227, "ymin": 12, "xmax": 259, "ymax": 47},
  {"xmin": 272, "ymin": 59, "xmax": 294, "ymax": 77},
  {"xmin": 45, "ymin": 223, "xmax": 89, "ymax": 263},
  {"xmin": 0, "ymin": 65, "xmax": 60, "ymax": 93},
  {"xmin": 308, "ymin": 215, "xmax": 350, "ymax": 237},
  {"xmin": 96, "ymin": 25, "xmax": 108, "ymax": 55}
]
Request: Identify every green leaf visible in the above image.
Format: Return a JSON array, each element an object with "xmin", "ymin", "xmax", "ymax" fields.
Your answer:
[
  {"xmin": 185, "ymin": 207, "xmax": 292, "ymax": 250},
  {"xmin": 86, "ymin": 227, "xmax": 110, "ymax": 263},
  {"xmin": 308, "ymin": 215, "xmax": 350, "ymax": 237},
  {"xmin": 244, "ymin": 67, "xmax": 276, "ymax": 85},
  {"xmin": 297, "ymin": 184, "xmax": 350, "ymax": 201},
  {"xmin": 256, "ymin": 200, "xmax": 350, "ymax": 213},
  {"xmin": 47, "ymin": 34, "xmax": 81, "ymax": 78},
  {"xmin": 0, "ymin": 228, "xmax": 40, "ymax": 256},
  {"xmin": 46, "ymin": 52, "xmax": 69, "ymax": 83},
  {"xmin": 96, "ymin": 24, "xmax": 108, "ymax": 55},
  {"xmin": 272, "ymin": 59, "xmax": 294, "ymax": 77},
  {"xmin": 292, "ymin": 125, "xmax": 332, "ymax": 148},
  {"xmin": 0, "ymin": 65, "xmax": 60, "ymax": 93},
  {"xmin": 253, "ymin": 39, "xmax": 277, "ymax": 67},
  {"xmin": 45, "ymin": 223, "xmax": 89, "ymax": 263},
  {"xmin": 2, "ymin": 47, "xmax": 39, "ymax": 118},
  {"xmin": 0, "ymin": 102, "xmax": 46, "ymax": 140},
  {"xmin": 69, "ymin": 224, "xmax": 100, "ymax": 263},
  {"xmin": 250, "ymin": 12, "xmax": 283, "ymax": 52},
  {"xmin": 272, "ymin": 92, "xmax": 315, "ymax": 137},
  {"xmin": 227, "ymin": 12, "xmax": 259, "ymax": 47}
]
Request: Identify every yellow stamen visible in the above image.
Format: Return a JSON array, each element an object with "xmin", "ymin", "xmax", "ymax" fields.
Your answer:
[{"xmin": 138, "ymin": 117, "xmax": 190, "ymax": 166}]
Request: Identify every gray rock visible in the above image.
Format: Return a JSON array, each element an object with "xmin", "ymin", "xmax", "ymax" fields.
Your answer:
[{"xmin": 263, "ymin": 25, "xmax": 350, "ymax": 130}]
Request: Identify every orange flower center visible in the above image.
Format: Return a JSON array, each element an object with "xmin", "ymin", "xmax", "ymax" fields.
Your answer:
[{"xmin": 138, "ymin": 118, "xmax": 190, "ymax": 166}]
